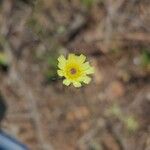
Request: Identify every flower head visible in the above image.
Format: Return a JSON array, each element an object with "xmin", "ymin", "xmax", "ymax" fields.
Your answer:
[{"xmin": 57, "ymin": 54, "xmax": 94, "ymax": 87}]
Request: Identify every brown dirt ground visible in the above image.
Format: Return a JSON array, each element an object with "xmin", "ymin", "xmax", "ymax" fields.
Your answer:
[{"xmin": 0, "ymin": 0, "xmax": 150, "ymax": 150}]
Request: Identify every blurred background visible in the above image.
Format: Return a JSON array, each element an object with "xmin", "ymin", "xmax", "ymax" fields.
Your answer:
[{"xmin": 0, "ymin": 0, "xmax": 150, "ymax": 150}]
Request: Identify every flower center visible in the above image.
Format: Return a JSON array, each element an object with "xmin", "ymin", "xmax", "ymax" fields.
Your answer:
[{"xmin": 70, "ymin": 68, "xmax": 77, "ymax": 75}]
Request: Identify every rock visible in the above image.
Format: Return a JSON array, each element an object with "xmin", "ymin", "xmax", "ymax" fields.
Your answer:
[
  {"xmin": 66, "ymin": 106, "xmax": 90, "ymax": 121},
  {"xmin": 102, "ymin": 133, "xmax": 120, "ymax": 150},
  {"xmin": 107, "ymin": 81, "xmax": 125, "ymax": 99}
]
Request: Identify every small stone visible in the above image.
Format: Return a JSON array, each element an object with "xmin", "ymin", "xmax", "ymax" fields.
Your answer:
[
  {"xmin": 108, "ymin": 81, "xmax": 125, "ymax": 99},
  {"xmin": 66, "ymin": 106, "xmax": 90, "ymax": 121},
  {"xmin": 80, "ymin": 122, "xmax": 90, "ymax": 131},
  {"xmin": 91, "ymin": 58, "xmax": 103, "ymax": 84},
  {"xmin": 102, "ymin": 133, "xmax": 120, "ymax": 150}
]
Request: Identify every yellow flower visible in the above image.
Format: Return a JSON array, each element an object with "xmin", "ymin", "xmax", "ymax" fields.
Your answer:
[{"xmin": 57, "ymin": 54, "xmax": 94, "ymax": 87}]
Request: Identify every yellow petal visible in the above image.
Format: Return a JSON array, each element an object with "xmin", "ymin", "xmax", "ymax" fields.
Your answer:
[
  {"xmin": 58, "ymin": 55, "xmax": 66, "ymax": 62},
  {"xmin": 58, "ymin": 63, "xmax": 65, "ymax": 69},
  {"xmin": 86, "ymin": 67, "xmax": 94, "ymax": 74},
  {"xmin": 68, "ymin": 54, "xmax": 76, "ymax": 61},
  {"xmin": 57, "ymin": 70, "xmax": 64, "ymax": 77},
  {"xmin": 78, "ymin": 54, "xmax": 86, "ymax": 63},
  {"xmin": 63, "ymin": 79, "xmax": 71, "ymax": 86},
  {"xmin": 83, "ymin": 76, "xmax": 91, "ymax": 84},
  {"xmin": 73, "ymin": 81, "xmax": 82, "ymax": 87},
  {"xmin": 82, "ymin": 62, "xmax": 90, "ymax": 70},
  {"xmin": 58, "ymin": 55, "xmax": 66, "ymax": 69}
]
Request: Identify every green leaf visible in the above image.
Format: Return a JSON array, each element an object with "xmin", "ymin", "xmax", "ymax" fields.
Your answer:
[{"xmin": 0, "ymin": 52, "xmax": 8, "ymax": 65}]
